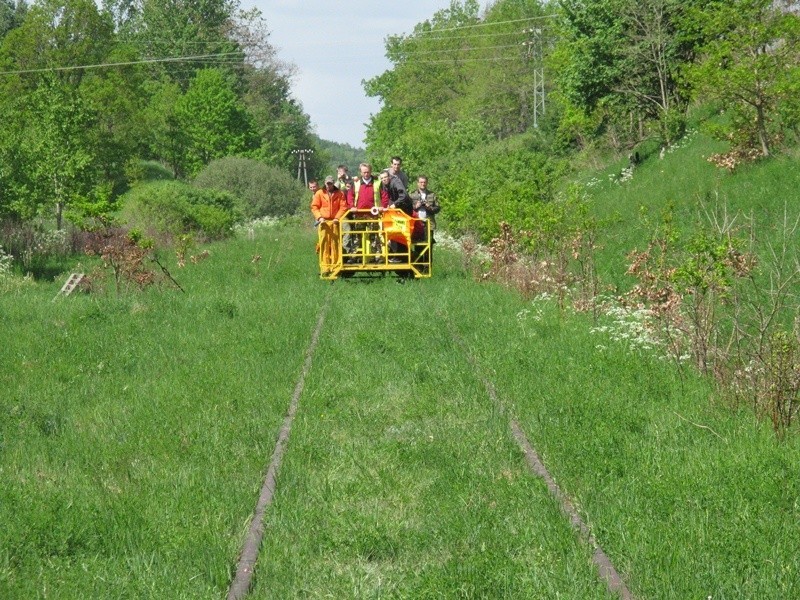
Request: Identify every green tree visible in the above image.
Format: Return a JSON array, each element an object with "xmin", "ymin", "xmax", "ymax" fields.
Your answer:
[
  {"xmin": 556, "ymin": 0, "xmax": 704, "ymax": 148},
  {"xmin": 0, "ymin": 0, "xmax": 113, "ymax": 89},
  {"xmin": 142, "ymin": 78, "xmax": 188, "ymax": 178},
  {"xmin": 113, "ymin": 0, "xmax": 240, "ymax": 85},
  {"xmin": 249, "ymin": 94, "xmax": 320, "ymax": 174},
  {"xmin": 0, "ymin": 0, "xmax": 121, "ymax": 227},
  {"xmin": 0, "ymin": 115, "xmax": 27, "ymax": 220},
  {"xmin": 465, "ymin": 0, "xmax": 553, "ymax": 138},
  {"xmin": 79, "ymin": 43, "xmax": 151, "ymax": 195},
  {"xmin": 15, "ymin": 77, "xmax": 101, "ymax": 228},
  {"xmin": 364, "ymin": 1, "xmax": 488, "ymax": 175},
  {"xmin": 0, "ymin": 0, "xmax": 28, "ymax": 40},
  {"xmin": 243, "ymin": 66, "xmax": 322, "ymax": 175},
  {"xmin": 175, "ymin": 68, "xmax": 257, "ymax": 176},
  {"xmin": 687, "ymin": 0, "xmax": 800, "ymax": 157},
  {"xmin": 365, "ymin": 1, "xmax": 560, "ymax": 168},
  {"xmin": 364, "ymin": 0, "xmax": 573, "ymax": 242},
  {"xmin": 315, "ymin": 136, "xmax": 366, "ymax": 176}
]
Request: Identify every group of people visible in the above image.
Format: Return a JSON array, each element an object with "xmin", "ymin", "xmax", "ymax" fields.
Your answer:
[{"xmin": 309, "ymin": 157, "xmax": 441, "ymax": 273}]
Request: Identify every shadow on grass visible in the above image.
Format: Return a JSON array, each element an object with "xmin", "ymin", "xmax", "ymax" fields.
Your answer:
[{"xmin": 22, "ymin": 258, "xmax": 74, "ymax": 282}]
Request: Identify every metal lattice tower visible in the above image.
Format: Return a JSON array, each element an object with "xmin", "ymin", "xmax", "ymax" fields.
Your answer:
[
  {"xmin": 523, "ymin": 28, "xmax": 546, "ymax": 128},
  {"xmin": 292, "ymin": 148, "xmax": 314, "ymax": 186}
]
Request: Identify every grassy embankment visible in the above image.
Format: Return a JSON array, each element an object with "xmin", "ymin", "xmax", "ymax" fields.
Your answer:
[
  {"xmin": 575, "ymin": 126, "xmax": 800, "ymax": 292},
  {"xmin": 1, "ymin": 210, "xmax": 798, "ymax": 598}
]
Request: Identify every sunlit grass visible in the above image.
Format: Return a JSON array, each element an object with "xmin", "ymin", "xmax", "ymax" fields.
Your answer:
[
  {"xmin": 1, "ymin": 222, "xmax": 798, "ymax": 598},
  {"xmin": 443, "ymin": 287, "xmax": 800, "ymax": 599},
  {"xmin": 252, "ymin": 279, "xmax": 612, "ymax": 598},
  {"xmin": 0, "ymin": 227, "xmax": 323, "ymax": 597},
  {"xmin": 584, "ymin": 129, "xmax": 800, "ymax": 291}
]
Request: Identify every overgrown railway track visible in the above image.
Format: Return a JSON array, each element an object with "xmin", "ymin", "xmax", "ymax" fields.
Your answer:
[{"xmin": 227, "ymin": 298, "xmax": 633, "ymax": 599}]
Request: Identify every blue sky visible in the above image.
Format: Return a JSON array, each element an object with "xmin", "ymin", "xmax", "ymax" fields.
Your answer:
[{"xmin": 245, "ymin": 1, "xmax": 453, "ymax": 148}]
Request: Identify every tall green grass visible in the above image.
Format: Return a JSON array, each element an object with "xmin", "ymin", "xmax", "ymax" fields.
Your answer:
[
  {"xmin": 251, "ymin": 272, "xmax": 612, "ymax": 598},
  {"xmin": 442, "ymin": 284, "xmax": 800, "ymax": 599},
  {"xmin": 582, "ymin": 130, "xmax": 800, "ymax": 291},
  {"xmin": 1, "ymin": 223, "xmax": 798, "ymax": 598},
  {"xmin": 0, "ymin": 227, "xmax": 322, "ymax": 597}
]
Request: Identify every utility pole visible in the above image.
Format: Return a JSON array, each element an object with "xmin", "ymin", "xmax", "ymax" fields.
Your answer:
[
  {"xmin": 523, "ymin": 28, "xmax": 545, "ymax": 128},
  {"xmin": 292, "ymin": 148, "xmax": 314, "ymax": 186}
]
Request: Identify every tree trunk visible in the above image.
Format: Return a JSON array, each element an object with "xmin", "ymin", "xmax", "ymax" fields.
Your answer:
[
  {"xmin": 756, "ymin": 102, "xmax": 771, "ymax": 157},
  {"xmin": 56, "ymin": 201, "xmax": 64, "ymax": 231}
]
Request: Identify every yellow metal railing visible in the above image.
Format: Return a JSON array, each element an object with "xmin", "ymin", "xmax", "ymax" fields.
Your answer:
[{"xmin": 317, "ymin": 208, "xmax": 432, "ymax": 279}]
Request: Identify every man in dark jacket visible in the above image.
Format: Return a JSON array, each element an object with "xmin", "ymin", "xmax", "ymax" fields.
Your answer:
[
  {"xmin": 388, "ymin": 156, "xmax": 409, "ymax": 189},
  {"xmin": 379, "ymin": 170, "xmax": 413, "ymax": 262},
  {"xmin": 378, "ymin": 169, "xmax": 411, "ymax": 214}
]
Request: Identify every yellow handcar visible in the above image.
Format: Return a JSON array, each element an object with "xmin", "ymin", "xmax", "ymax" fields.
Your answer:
[{"xmin": 317, "ymin": 208, "xmax": 432, "ymax": 280}]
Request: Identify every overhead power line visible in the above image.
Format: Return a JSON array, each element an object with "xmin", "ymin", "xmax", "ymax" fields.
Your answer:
[
  {"xmin": 410, "ymin": 14, "xmax": 558, "ymax": 36},
  {"xmin": 398, "ymin": 43, "xmax": 527, "ymax": 57},
  {"xmin": 406, "ymin": 28, "xmax": 527, "ymax": 42},
  {"xmin": 414, "ymin": 56, "xmax": 523, "ymax": 64},
  {"xmin": 0, "ymin": 51, "xmax": 245, "ymax": 76},
  {"xmin": 0, "ymin": 15, "xmax": 560, "ymax": 77}
]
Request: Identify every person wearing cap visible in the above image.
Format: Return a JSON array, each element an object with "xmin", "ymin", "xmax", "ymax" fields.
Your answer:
[
  {"xmin": 310, "ymin": 176, "xmax": 348, "ymax": 274},
  {"xmin": 334, "ymin": 165, "xmax": 355, "ymax": 258}
]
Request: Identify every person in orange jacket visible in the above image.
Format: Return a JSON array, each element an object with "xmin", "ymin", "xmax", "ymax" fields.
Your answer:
[{"xmin": 311, "ymin": 176, "xmax": 348, "ymax": 273}]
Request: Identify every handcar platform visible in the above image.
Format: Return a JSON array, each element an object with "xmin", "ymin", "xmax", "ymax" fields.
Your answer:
[{"xmin": 317, "ymin": 208, "xmax": 432, "ymax": 280}]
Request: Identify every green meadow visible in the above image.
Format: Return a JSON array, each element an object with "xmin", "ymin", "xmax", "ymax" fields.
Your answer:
[
  {"xmin": 1, "ymin": 222, "xmax": 798, "ymax": 599},
  {"xmin": 4, "ymin": 0, "xmax": 800, "ymax": 595}
]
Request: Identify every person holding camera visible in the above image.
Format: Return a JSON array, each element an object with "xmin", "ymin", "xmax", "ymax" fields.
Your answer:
[
  {"xmin": 410, "ymin": 175, "xmax": 440, "ymax": 242},
  {"xmin": 335, "ymin": 165, "xmax": 351, "ymax": 194}
]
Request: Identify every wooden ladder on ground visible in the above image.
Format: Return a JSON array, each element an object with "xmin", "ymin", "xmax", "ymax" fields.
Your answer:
[{"xmin": 52, "ymin": 273, "xmax": 84, "ymax": 302}]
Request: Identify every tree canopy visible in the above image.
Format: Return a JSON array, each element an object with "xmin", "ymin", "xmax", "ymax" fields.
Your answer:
[
  {"xmin": 2, "ymin": 0, "xmax": 798, "ymax": 236},
  {"xmin": 361, "ymin": 0, "xmax": 800, "ymax": 240},
  {"xmin": 0, "ymin": 0, "xmax": 320, "ymax": 227}
]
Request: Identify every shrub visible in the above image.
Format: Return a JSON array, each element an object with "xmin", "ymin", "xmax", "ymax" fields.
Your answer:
[
  {"xmin": 439, "ymin": 137, "xmax": 567, "ymax": 242},
  {"xmin": 0, "ymin": 244, "xmax": 33, "ymax": 293},
  {"xmin": 0, "ymin": 245, "xmax": 12, "ymax": 278},
  {"xmin": 120, "ymin": 180, "xmax": 240, "ymax": 240},
  {"xmin": 192, "ymin": 157, "xmax": 304, "ymax": 219},
  {"xmin": 125, "ymin": 160, "xmax": 175, "ymax": 184}
]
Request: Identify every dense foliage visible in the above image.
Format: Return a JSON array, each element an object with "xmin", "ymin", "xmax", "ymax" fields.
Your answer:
[
  {"xmin": 315, "ymin": 136, "xmax": 367, "ymax": 179},
  {"xmin": 121, "ymin": 180, "xmax": 240, "ymax": 239},
  {"xmin": 363, "ymin": 0, "xmax": 800, "ymax": 241},
  {"xmin": 364, "ymin": 0, "xmax": 563, "ymax": 241},
  {"xmin": 685, "ymin": 0, "xmax": 800, "ymax": 157},
  {"xmin": 0, "ymin": 0, "xmax": 322, "ymax": 229},
  {"xmin": 193, "ymin": 157, "xmax": 305, "ymax": 219}
]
